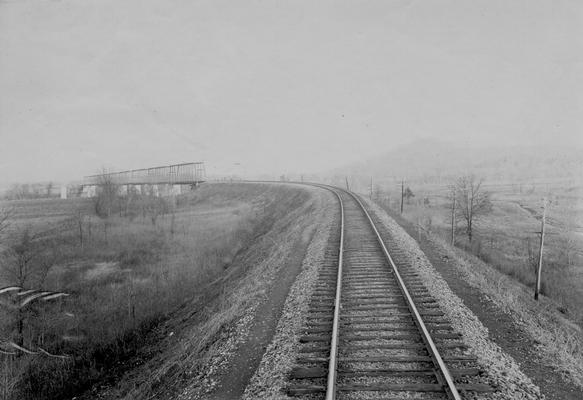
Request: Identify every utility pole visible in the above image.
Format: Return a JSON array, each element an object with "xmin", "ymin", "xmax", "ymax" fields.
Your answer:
[
  {"xmin": 451, "ymin": 189, "xmax": 456, "ymax": 246},
  {"xmin": 369, "ymin": 177, "xmax": 373, "ymax": 200},
  {"xmin": 534, "ymin": 198, "xmax": 547, "ymax": 301},
  {"xmin": 345, "ymin": 177, "xmax": 350, "ymax": 191},
  {"xmin": 400, "ymin": 179, "xmax": 404, "ymax": 214}
]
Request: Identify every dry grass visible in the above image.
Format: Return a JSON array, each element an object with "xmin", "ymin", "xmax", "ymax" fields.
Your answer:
[
  {"xmin": 89, "ymin": 183, "xmax": 318, "ymax": 399},
  {"xmin": 370, "ymin": 187, "xmax": 583, "ymax": 388},
  {"xmin": 0, "ymin": 183, "xmax": 312, "ymax": 400},
  {"xmin": 431, "ymin": 233, "xmax": 583, "ymax": 388},
  {"xmin": 373, "ymin": 181, "xmax": 583, "ymax": 326}
]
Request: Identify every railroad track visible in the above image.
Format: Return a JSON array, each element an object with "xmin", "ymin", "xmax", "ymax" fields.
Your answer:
[{"xmin": 287, "ymin": 186, "xmax": 494, "ymax": 399}]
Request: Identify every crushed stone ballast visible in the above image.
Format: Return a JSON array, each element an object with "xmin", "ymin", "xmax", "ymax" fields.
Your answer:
[{"xmin": 286, "ymin": 185, "xmax": 495, "ymax": 399}]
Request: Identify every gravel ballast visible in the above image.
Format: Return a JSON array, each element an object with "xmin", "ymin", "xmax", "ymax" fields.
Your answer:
[
  {"xmin": 242, "ymin": 189, "xmax": 337, "ymax": 399},
  {"xmin": 362, "ymin": 198, "xmax": 544, "ymax": 400},
  {"xmin": 242, "ymin": 188, "xmax": 550, "ymax": 399}
]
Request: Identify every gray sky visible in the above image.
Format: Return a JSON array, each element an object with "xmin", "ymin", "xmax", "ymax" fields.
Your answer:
[{"xmin": 0, "ymin": 0, "xmax": 581, "ymax": 182}]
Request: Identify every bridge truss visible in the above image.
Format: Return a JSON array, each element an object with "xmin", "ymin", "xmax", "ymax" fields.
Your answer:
[{"xmin": 84, "ymin": 162, "xmax": 206, "ymax": 186}]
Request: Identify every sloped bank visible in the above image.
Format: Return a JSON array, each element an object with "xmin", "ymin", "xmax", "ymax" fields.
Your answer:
[
  {"xmin": 72, "ymin": 183, "xmax": 330, "ymax": 399},
  {"xmin": 242, "ymin": 188, "xmax": 337, "ymax": 399},
  {"xmin": 244, "ymin": 191, "xmax": 550, "ymax": 400},
  {"xmin": 364, "ymin": 198, "xmax": 583, "ymax": 400},
  {"xmin": 207, "ymin": 186, "xmax": 335, "ymax": 399}
]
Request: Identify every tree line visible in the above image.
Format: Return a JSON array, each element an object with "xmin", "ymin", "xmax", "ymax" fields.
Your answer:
[
  {"xmin": 371, "ymin": 174, "xmax": 492, "ymax": 244},
  {"xmin": 2, "ymin": 183, "xmax": 59, "ymax": 200}
]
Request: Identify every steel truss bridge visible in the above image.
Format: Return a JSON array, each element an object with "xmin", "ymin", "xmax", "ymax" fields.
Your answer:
[
  {"xmin": 84, "ymin": 162, "xmax": 205, "ymax": 186},
  {"xmin": 71, "ymin": 162, "xmax": 205, "ymax": 198}
]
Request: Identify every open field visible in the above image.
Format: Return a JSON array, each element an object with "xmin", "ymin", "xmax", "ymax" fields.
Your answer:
[
  {"xmin": 367, "ymin": 179, "xmax": 583, "ymax": 326},
  {"xmin": 0, "ymin": 183, "xmax": 313, "ymax": 400}
]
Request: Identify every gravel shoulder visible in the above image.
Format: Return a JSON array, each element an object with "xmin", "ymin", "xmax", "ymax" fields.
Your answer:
[
  {"xmin": 208, "ymin": 199, "xmax": 323, "ymax": 399},
  {"xmin": 173, "ymin": 186, "xmax": 582, "ymax": 400},
  {"xmin": 245, "ymin": 188, "xmax": 560, "ymax": 400},
  {"xmin": 365, "ymin": 199, "xmax": 583, "ymax": 400},
  {"xmin": 242, "ymin": 188, "xmax": 337, "ymax": 400}
]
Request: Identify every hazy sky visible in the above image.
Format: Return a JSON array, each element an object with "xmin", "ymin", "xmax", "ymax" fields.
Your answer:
[{"xmin": 0, "ymin": 0, "xmax": 581, "ymax": 182}]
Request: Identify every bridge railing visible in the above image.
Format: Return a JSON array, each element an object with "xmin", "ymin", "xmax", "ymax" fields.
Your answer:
[{"xmin": 84, "ymin": 162, "xmax": 205, "ymax": 186}]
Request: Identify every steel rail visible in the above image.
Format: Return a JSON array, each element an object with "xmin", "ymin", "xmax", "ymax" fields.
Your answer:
[
  {"xmin": 347, "ymin": 191, "xmax": 462, "ymax": 400},
  {"xmin": 248, "ymin": 180, "xmax": 463, "ymax": 399},
  {"xmin": 322, "ymin": 187, "xmax": 344, "ymax": 400}
]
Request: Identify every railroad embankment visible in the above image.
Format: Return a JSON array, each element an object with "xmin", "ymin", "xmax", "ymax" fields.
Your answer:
[
  {"xmin": 76, "ymin": 183, "xmax": 331, "ymax": 400},
  {"xmin": 245, "ymin": 189, "xmax": 562, "ymax": 400},
  {"xmin": 370, "ymin": 199, "xmax": 583, "ymax": 400},
  {"xmin": 1, "ymin": 183, "xmax": 324, "ymax": 400},
  {"xmin": 243, "ymin": 190, "xmax": 337, "ymax": 399}
]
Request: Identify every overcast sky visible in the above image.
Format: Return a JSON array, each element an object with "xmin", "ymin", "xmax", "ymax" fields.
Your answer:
[{"xmin": 0, "ymin": 0, "xmax": 581, "ymax": 182}]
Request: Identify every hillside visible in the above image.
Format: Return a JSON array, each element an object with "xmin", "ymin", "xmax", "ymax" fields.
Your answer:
[{"xmin": 332, "ymin": 139, "xmax": 583, "ymax": 186}]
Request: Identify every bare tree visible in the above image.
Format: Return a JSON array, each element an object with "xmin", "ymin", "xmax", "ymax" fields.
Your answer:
[
  {"xmin": 137, "ymin": 185, "xmax": 169, "ymax": 226},
  {"xmin": 1, "ymin": 286, "xmax": 70, "ymax": 367},
  {"xmin": 404, "ymin": 187, "xmax": 415, "ymax": 204},
  {"xmin": 94, "ymin": 171, "xmax": 119, "ymax": 218},
  {"xmin": 558, "ymin": 221, "xmax": 580, "ymax": 268},
  {"xmin": 0, "ymin": 207, "xmax": 13, "ymax": 239},
  {"xmin": 1, "ymin": 226, "xmax": 58, "ymax": 346},
  {"xmin": 146, "ymin": 195, "xmax": 168, "ymax": 226},
  {"xmin": 94, "ymin": 170, "xmax": 120, "ymax": 242},
  {"xmin": 46, "ymin": 181, "xmax": 54, "ymax": 197},
  {"xmin": 75, "ymin": 210, "xmax": 85, "ymax": 250},
  {"xmin": 2, "ymin": 228, "xmax": 56, "ymax": 290},
  {"xmin": 454, "ymin": 175, "xmax": 492, "ymax": 242},
  {"xmin": 0, "ymin": 207, "xmax": 14, "ymax": 290},
  {"xmin": 524, "ymin": 237, "xmax": 539, "ymax": 274},
  {"xmin": 447, "ymin": 184, "xmax": 457, "ymax": 245}
]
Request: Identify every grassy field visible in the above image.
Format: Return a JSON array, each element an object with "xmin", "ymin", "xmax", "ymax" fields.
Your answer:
[
  {"xmin": 370, "ymin": 179, "xmax": 583, "ymax": 326},
  {"xmin": 0, "ymin": 183, "xmax": 311, "ymax": 400}
]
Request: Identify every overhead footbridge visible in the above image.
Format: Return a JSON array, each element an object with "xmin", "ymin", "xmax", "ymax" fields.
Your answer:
[
  {"xmin": 73, "ymin": 162, "xmax": 206, "ymax": 198},
  {"xmin": 84, "ymin": 162, "xmax": 206, "ymax": 186}
]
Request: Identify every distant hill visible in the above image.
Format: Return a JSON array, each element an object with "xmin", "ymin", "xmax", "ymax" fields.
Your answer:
[{"xmin": 331, "ymin": 139, "xmax": 583, "ymax": 186}]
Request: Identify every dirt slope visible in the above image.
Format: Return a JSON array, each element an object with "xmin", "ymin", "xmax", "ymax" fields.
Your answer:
[{"xmin": 75, "ymin": 183, "xmax": 331, "ymax": 400}]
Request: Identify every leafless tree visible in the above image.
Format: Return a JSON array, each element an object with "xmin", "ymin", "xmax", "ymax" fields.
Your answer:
[
  {"xmin": 454, "ymin": 175, "xmax": 492, "ymax": 242},
  {"xmin": 137, "ymin": 185, "xmax": 169, "ymax": 226},
  {"xmin": 94, "ymin": 170, "xmax": 119, "ymax": 218},
  {"xmin": 46, "ymin": 181, "xmax": 54, "ymax": 197},
  {"xmin": 523, "ymin": 237, "xmax": 540, "ymax": 275},
  {"xmin": 557, "ymin": 221, "xmax": 580, "ymax": 268},
  {"xmin": 147, "ymin": 196, "xmax": 168, "ymax": 226},
  {"xmin": 1, "ymin": 226, "xmax": 58, "ymax": 346},
  {"xmin": 0, "ymin": 207, "xmax": 13, "ymax": 238},
  {"xmin": 4, "ymin": 184, "xmax": 23, "ymax": 200},
  {"xmin": 2, "ymin": 228, "xmax": 55, "ymax": 289},
  {"xmin": 446, "ymin": 184, "xmax": 458, "ymax": 245},
  {"xmin": 94, "ymin": 170, "xmax": 120, "ymax": 242},
  {"xmin": 404, "ymin": 187, "xmax": 415, "ymax": 204},
  {"xmin": 75, "ymin": 210, "xmax": 85, "ymax": 250},
  {"xmin": 0, "ymin": 208, "xmax": 15, "ymax": 279}
]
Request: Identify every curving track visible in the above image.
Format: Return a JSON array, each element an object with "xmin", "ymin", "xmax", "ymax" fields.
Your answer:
[{"xmin": 287, "ymin": 186, "xmax": 494, "ymax": 399}]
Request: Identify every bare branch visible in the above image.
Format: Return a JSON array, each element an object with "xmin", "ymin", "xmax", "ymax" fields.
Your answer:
[
  {"xmin": 0, "ymin": 206, "xmax": 14, "ymax": 237},
  {"xmin": 454, "ymin": 175, "xmax": 492, "ymax": 242}
]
